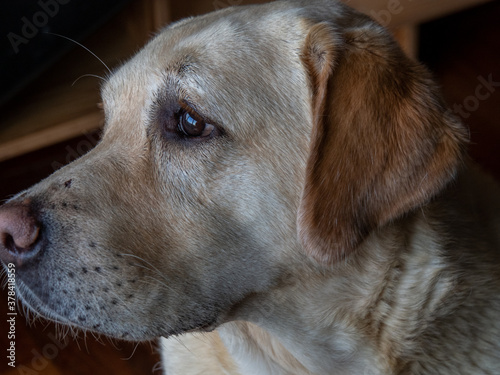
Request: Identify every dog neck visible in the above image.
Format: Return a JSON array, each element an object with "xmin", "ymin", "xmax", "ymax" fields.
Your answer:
[
  {"xmin": 219, "ymin": 212, "xmax": 461, "ymax": 374},
  {"xmin": 218, "ymin": 167, "xmax": 500, "ymax": 375}
]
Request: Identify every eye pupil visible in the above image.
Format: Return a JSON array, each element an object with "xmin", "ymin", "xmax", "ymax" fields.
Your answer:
[
  {"xmin": 184, "ymin": 112, "xmax": 198, "ymax": 127},
  {"xmin": 178, "ymin": 110, "xmax": 214, "ymax": 138}
]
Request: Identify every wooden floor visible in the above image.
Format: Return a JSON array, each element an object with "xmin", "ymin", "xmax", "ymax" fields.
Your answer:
[{"xmin": 1, "ymin": 2, "xmax": 499, "ymax": 375}]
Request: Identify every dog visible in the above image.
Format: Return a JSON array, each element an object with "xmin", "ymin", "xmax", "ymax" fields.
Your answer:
[{"xmin": 1, "ymin": 0, "xmax": 500, "ymax": 374}]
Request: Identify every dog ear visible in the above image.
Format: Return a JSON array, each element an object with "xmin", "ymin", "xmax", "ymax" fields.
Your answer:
[{"xmin": 297, "ymin": 22, "xmax": 468, "ymax": 265}]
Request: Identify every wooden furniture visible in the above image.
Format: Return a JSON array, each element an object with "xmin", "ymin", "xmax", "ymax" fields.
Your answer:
[
  {"xmin": 0, "ymin": 0, "xmax": 492, "ymax": 162},
  {"xmin": 0, "ymin": 0, "xmax": 170, "ymax": 162}
]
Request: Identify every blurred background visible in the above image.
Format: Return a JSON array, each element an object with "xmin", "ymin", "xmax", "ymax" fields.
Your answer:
[{"xmin": 1, "ymin": 0, "xmax": 499, "ymax": 374}]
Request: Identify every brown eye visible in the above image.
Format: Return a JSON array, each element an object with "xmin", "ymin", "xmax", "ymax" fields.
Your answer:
[{"xmin": 178, "ymin": 110, "xmax": 215, "ymax": 137}]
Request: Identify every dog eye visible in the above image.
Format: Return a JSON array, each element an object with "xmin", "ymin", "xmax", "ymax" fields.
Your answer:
[{"xmin": 178, "ymin": 110, "xmax": 215, "ymax": 138}]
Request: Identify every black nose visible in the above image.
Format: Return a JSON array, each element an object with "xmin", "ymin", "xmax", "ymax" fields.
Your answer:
[{"xmin": 0, "ymin": 201, "xmax": 41, "ymax": 267}]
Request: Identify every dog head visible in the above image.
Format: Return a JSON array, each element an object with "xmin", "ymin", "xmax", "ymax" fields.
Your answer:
[{"xmin": 0, "ymin": 0, "xmax": 467, "ymax": 341}]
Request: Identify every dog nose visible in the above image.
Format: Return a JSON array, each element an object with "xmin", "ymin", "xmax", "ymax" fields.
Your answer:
[{"xmin": 0, "ymin": 202, "xmax": 41, "ymax": 266}]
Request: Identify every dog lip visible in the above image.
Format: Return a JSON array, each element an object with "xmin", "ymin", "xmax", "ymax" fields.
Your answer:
[
  {"xmin": 14, "ymin": 282, "xmax": 131, "ymax": 339},
  {"xmin": 12, "ymin": 278, "xmax": 75, "ymax": 326},
  {"xmin": 166, "ymin": 314, "xmax": 221, "ymax": 338}
]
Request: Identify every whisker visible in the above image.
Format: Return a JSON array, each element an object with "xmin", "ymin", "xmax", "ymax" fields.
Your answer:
[
  {"xmin": 107, "ymin": 336, "xmax": 121, "ymax": 350},
  {"xmin": 43, "ymin": 32, "xmax": 112, "ymax": 74},
  {"xmin": 122, "ymin": 341, "xmax": 141, "ymax": 361},
  {"xmin": 152, "ymin": 359, "xmax": 164, "ymax": 373},
  {"xmin": 72, "ymin": 74, "xmax": 106, "ymax": 86},
  {"xmin": 120, "ymin": 254, "xmax": 172, "ymax": 285}
]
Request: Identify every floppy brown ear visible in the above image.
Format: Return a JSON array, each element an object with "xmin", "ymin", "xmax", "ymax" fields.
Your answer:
[{"xmin": 297, "ymin": 21, "xmax": 468, "ymax": 265}]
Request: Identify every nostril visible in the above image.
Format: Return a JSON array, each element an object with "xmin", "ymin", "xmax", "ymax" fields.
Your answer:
[
  {"xmin": 1, "ymin": 233, "xmax": 14, "ymax": 252},
  {"xmin": 0, "ymin": 203, "xmax": 41, "ymax": 265},
  {"xmin": 1, "ymin": 233, "xmax": 23, "ymax": 257}
]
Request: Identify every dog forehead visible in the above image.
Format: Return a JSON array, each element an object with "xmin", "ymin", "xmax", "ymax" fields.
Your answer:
[
  {"xmin": 104, "ymin": 6, "xmax": 303, "ymax": 98},
  {"xmin": 100, "ymin": 1, "xmax": 325, "ymax": 142},
  {"xmin": 146, "ymin": 5, "xmax": 308, "ymax": 74},
  {"xmin": 102, "ymin": 0, "xmax": 349, "ymax": 104}
]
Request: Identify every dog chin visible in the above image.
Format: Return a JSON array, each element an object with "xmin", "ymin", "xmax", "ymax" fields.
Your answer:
[
  {"xmin": 165, "ymin": 309, "xmax": 223, "ymax": 338},
  {"xmin": 15, "ymin": 277, "xmax": 223, "ymax": 342},
  {"xmin": 14, "ymin": 280, "xmax": 76, "ymax": 327}
]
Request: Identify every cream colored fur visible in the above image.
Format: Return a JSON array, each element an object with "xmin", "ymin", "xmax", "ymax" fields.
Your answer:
[{"xmin": 1, "ymin": 1, "xmax": 499, "ymax": 375}]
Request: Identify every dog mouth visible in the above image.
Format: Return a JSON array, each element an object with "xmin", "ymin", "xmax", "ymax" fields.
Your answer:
[
  {"xmin": 7, "ymin": 262, "xmax": 226, "ymax": 342},
  {"xmin": 12, "ymin": 282, "xmax": 144, "ymax": 340},
  {"xmin": 0, "ymin": 206, "xmax": 243, "ymax": 342},
  {"xmin": 9, "ymin": 277, "xmax": 77, "ymax": 328},
  {"xmin": 6, "ymin": 268, "xmax": 134, "ymax": 340}
]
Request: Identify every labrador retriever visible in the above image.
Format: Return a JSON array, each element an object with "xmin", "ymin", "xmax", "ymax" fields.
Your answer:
[{"xmin": 1, "ymin": 0, "xmax": 499, "ymax": 374}]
